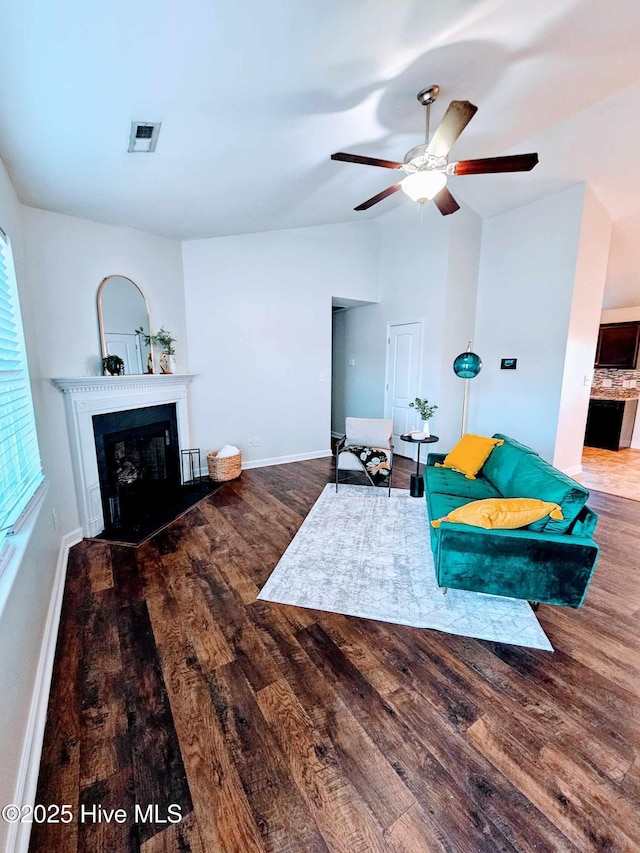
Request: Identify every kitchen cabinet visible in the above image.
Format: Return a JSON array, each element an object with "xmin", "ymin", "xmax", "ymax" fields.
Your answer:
[
  {"xmin": 584, "ymin": 398, "xmax": 638, "ymax": 450},
  {"xmin": 594, "ymin": 322, "xmax": 640, "ymax": 368}
]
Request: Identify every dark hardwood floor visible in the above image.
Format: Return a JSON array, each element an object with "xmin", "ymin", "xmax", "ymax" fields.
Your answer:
[{"xmin": 30, "ymin": 455, "xmax": 640, "ymax": 852}]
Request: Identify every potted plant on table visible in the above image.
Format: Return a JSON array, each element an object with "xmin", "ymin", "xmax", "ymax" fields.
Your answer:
[{"xmin": 410, "ymin": 397, "xmax": 438, "ymax": 437}]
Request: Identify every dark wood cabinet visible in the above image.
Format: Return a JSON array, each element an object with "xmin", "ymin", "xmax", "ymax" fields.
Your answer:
[
  {"xmin": 585, "ymin": 398, "xmax": 638, "ymax": 450},
  {"xmin": 595, "ymin": 322, "xmax": 640, "ymax": 368}
]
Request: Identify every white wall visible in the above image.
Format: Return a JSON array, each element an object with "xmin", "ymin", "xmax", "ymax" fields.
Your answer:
[
  {"xmin": 554, "ymin": 188, "xmax": 612, "ymax": 473},
  {"xmin": 338, "ymin": 201, "xmax": 483, "ymax": 452},
  {"xmin": 601, "ymin": 305, "xmax": 640, "ymax": 323},
  {"xmin": 0, "ymin": 162, "xmax": 66, "ymax": 853},
  {"xmin": 438, "ymin": 209, "xmax": 483, "ymax": 443},
  {"xmin": 0, "ymin": 192, "xmax": 187, "ymax": 851},
  {"xmin": 20, "ymin": 206, "xmax": 187, "ymax": 536},
  {"xmin": 602, "ymin": 211, "xmax": 640, "ymax": 311},
  {"xmin": 181, "ymin": 222, "xmax": 380, "ymax": 464},
  {"xmin": 469, "ymin": 184, "xmax": 610, "ymax": 467}
]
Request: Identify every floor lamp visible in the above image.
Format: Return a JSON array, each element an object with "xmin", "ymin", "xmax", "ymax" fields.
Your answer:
[{"xmin": 453, "ymin": 341, "xmax": 482, "ymax": 437}]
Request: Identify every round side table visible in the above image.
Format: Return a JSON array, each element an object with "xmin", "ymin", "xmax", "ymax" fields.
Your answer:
[{"xmin": 400, "ymin": 434, "xmax": 439, "ymax": 498}]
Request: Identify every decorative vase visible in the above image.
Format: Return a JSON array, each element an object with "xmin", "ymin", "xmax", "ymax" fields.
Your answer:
[
  {"xmin": 159, "ymin": 353, "xmax": 176, "ymax": 374},
  {"xmin": 423, "ymin": 420, "xmax": 431, "ymax": 438}
]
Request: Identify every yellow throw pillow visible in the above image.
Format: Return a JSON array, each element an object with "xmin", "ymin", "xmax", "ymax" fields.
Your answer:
[
  {"xmin": 431, "ymin": 498, "xmax": 564, "ymax": 530},
  {"xmin": 435, "ymin": 434, "xmax": 504, "ymax": 480}
]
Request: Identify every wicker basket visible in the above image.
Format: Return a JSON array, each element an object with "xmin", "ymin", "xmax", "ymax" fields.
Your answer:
[{"xmin": 207, "ymin": 450, "xmax": 242, "ymax": 482}]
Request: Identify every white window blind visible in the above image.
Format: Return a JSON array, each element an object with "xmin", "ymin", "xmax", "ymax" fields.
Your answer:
[{"xmin": 0, "ymin": 226, "xmax": 43, "ymax": 542}]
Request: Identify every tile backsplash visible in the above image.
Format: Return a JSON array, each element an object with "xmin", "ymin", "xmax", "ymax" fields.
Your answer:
[{"xmin": 593, "ymin": 368, "xmax": 640, "ymax": 389}]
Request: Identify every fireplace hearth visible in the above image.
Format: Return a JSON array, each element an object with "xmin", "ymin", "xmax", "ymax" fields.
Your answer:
[{"xmin": 92, "ymin": 402, "xmax": 218, "ymax": 545}]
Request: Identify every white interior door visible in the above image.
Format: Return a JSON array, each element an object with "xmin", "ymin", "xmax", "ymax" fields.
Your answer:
[
  {"xmin": 105, "ymin": 332, "xmax": 143, "ymax": 374},
  {"xmin": 385, "ymin": 321, "xmax": 422, "ymax": 458}
]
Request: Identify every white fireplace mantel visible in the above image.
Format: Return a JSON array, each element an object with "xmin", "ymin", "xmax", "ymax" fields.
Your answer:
[{"xmin": 52, "ymin": 374, "xmax": 197, "ymax": 537}]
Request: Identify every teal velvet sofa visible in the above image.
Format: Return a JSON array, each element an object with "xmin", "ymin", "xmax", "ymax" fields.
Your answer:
[{"xmin": 424, "ymin": 434, "xmax": 599, "ymax": 607}]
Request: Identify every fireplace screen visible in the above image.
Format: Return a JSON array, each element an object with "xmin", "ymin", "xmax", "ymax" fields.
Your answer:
[{"xmin": 93, "ymin": 404, "xmax": 180, "ymax": 532}]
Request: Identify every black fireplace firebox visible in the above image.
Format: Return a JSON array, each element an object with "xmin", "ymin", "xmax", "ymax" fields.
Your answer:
[{"xmin": 93, "ymin": 404, "xmax": 180, "ymax": 533}]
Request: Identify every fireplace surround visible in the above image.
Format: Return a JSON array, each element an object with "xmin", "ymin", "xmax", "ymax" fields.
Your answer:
[
  {"xmin": 93, "ymin": 403, "xmax": 181, "ymax": 533},
  {"xmin": 53, "ymin": 374, "xmax": 197, "ymax": 537}
]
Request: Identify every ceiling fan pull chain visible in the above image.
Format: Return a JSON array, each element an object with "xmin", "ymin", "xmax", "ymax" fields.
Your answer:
[{"xmin": 425, "ymin": 101, "xmax": 431, "ymax": 145}]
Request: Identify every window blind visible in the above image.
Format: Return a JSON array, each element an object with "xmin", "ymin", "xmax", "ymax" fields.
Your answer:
[{"xmin": 0, "ymin": 226, "xmax": 43, "ymax": 541}]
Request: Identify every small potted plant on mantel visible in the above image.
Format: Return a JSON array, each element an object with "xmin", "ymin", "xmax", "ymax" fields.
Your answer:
[
  {"xmin": 102, "ymin": 354, "xmax": 125, "ymax": 376},
  {"xmin": 135, "ymin": 326, "xmax": 177, "ymax": 374},
  {"xmin": 410, "ymin": 397, "xmax": 438, "ymax": 437}
]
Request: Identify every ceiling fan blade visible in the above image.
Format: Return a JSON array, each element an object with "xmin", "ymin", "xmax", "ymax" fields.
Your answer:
[
  {"xmin": 452, "ymin": 153, "xmax": 539, "ymax": 175},
  {"xmin": 354, "ymin": 183, "xmax": 402, "ymax": 211},
  {"xmin": 331, "ymin": 152, "xmax": 404, "ymax": 170},
  {"xmin": 432, "ymin": 187, "xmax": 460, "ymax": 216},
  {"xmin": 426, "ymin": 100, "xmax": 478, "ymax": 158}
]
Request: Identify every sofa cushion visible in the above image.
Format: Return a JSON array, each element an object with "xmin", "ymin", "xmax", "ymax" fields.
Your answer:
[
  {"xmin": 428, "ymin": 492, "xmax": 473, "ymax": 522},
  {"xmin": 481, "ymin": 433, "xmax": 538, "ymax": 494},
  {"xmin": 503, "ymin": 453, "xmax": 589, "ymax": 533},
  {"xmin": 436, "ymin": 434, "xmax": 504, "ymax": 480},
  {"xmin": 431, "ymin": 497, "xmax": 564, "ymax": 530},
  {"xmin": 424, "ymin": 466, "xmax": 501, "ymax": 501}
]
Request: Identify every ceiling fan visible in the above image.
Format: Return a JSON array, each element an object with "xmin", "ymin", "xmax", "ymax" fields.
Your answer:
[{"xmin": 331, "ymin": 85, "xmax": 539, "ymax": 214}]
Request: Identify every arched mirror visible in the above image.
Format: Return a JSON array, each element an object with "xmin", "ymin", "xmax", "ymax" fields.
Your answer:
[{"xmin": 97, "ymin": 275, "xmax": 153, "ymax": 374}]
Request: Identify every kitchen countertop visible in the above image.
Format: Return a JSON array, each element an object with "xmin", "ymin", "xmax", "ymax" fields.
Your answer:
[{"xmin": 590, "ymin": 389, "xmax": 640, "ymax": 401}]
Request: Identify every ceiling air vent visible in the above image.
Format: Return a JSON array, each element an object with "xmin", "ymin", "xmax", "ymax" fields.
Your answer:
[{"xmin": 128, "ymin": 121, "xmax": 161, "ymax": 153}]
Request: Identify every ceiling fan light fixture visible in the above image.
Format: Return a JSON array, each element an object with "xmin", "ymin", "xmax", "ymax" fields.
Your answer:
[{"xmin": 401, "ymin": 170, "xmax": 447, "ymax": 204}]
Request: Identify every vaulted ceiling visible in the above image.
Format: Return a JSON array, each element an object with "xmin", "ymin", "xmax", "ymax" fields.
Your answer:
[{"xmin": 1, "ymin": 0, "xmax": 640, "ymax": 276}]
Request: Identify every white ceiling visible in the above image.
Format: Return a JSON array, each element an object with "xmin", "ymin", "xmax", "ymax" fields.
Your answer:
[{"xmin": 2, "ymin": 0, "xmax": 640, "ymax": 259}]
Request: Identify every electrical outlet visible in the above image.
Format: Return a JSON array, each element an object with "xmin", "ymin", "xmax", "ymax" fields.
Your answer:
[
  {"xmin": 622, "ymin": 379, "xmax": 632, "ymax": 389},
  {"xmin": 247, "ymin": 438, "xmax": 253, "ymax": 447},
  {"xmin": 629, "ymin": 379, "xmax": 637, "ymax": 388},
  {"xmin": 253, "ymin": 436, "xmax": 260, "ymax": 447},
  {"xmin": 602, "ymin": 378, "xmax": 613, "ymax": 388}
]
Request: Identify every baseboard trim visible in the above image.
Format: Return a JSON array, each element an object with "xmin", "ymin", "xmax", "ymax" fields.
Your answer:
[
  {"xmin": 8, "ymin": 527, "xmax": 83, "ymax": 853},
  {"xmin": 563, "ymin": 464, "xmax": 583, "ymax": 477},
  {"xmin": 242, "ymin": 449, "xmax": 333, "ymax": 470},
  {"xmin": 631, "ymin": 440, "xmax": 640, "ymax": 450}
]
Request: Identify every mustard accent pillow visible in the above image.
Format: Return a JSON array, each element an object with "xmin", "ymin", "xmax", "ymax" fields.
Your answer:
[
  {"xmin": 434, "ymin": 434, "xmax": 504, "ymax": 480},
  {"xmin": 431, "ymin": 498, "xmax": 564, "ymax": 530}
]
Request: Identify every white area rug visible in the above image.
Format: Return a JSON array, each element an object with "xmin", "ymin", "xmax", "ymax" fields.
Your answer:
[{"xmin": 259, "ymin": 484, "xmax": 553, "ymax": 651}]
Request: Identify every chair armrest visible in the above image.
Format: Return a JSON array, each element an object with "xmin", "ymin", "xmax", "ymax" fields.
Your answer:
[
  {"xmin": 427, "ymin": 452, "xmax": 447, "ymax": 466},
  {"xmin": 335, "ymin": 435, "xmax": 346, "ymax": 452}
]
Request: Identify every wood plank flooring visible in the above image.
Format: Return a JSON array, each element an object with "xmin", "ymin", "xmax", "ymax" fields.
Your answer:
[{"xmin": 30, "ymin": 456, "xmax": 640, "ymax": 852}]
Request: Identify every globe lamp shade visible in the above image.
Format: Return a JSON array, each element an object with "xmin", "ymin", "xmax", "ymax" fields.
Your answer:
[
  {"xmin": 401, "ymin": 171, "xmax": 447, "ymax": 204},
  {"xmin": 453, "ymin": 350, "xmax": 482, "ymax": 379}
]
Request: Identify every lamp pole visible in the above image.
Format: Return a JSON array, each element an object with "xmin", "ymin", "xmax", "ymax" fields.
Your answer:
[{"xmin": 453, "ymin": 340, "xmax": 482, "ymax": 438}]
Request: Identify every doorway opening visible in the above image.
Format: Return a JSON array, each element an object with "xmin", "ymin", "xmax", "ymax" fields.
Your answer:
[
  {"xmin": 330, "ymin": 296, "xmax": 376, "ymax": 449},
  {"xmin": 581, "ymin": 309, "xmax": 640, "ymax": 501}
]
